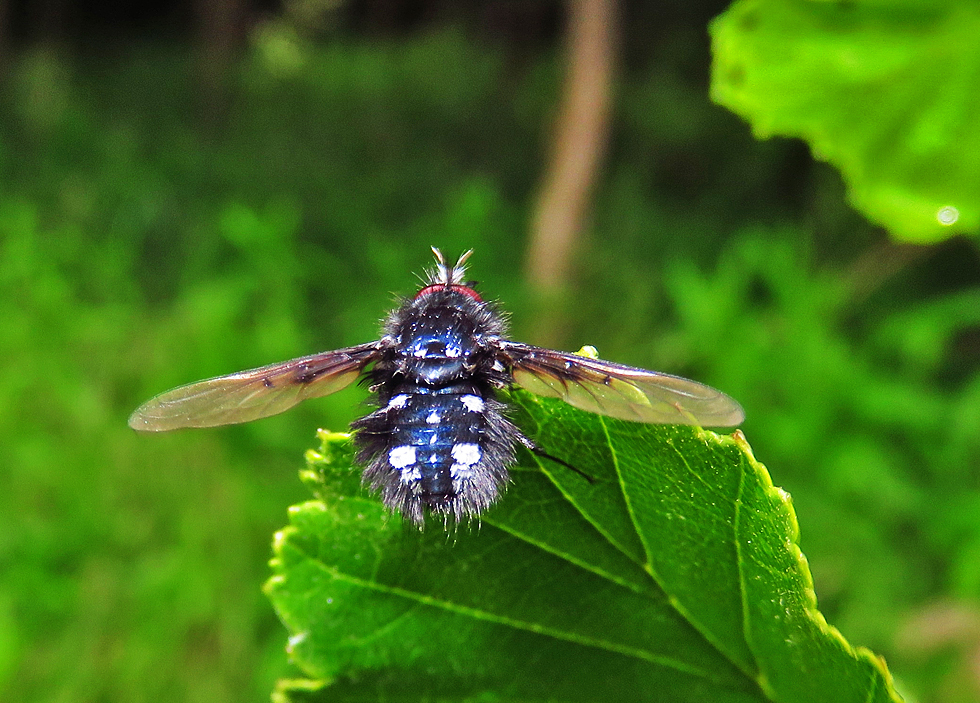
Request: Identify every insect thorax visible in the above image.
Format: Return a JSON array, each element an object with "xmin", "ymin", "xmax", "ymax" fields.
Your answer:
[{"xmin": 352, "ymin": 288, "xmax": 517, "ymax": 524}]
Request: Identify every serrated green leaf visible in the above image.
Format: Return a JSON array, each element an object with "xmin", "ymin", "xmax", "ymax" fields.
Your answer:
[
  {"xmin": 710, "ymin": 0, "xmax": 980, "ymax": 242},
  {"xmin": 265, "ymin": 390, "xmax": 902, "ymax": 702}
]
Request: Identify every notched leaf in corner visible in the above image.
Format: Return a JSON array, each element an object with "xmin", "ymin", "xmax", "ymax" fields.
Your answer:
[
  {"xmin": 299, "ymin": 429, "xmax": 360, "ymax": 501},
  {"xmin": 266, "ymin": 390, "xmax": 904, "ymax": 703},
  {"xmin": 711, "ymin": 0, "xmax": 980, "ymax": 243}
]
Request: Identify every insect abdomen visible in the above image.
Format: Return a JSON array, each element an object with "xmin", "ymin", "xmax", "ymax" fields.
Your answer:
[{"xmin": 353, "ymin": 381, "xmax": 515, "ymax": 524}]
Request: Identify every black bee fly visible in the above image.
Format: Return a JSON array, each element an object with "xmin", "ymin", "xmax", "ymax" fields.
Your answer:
[{"xmin": 129, "ymin": 248, "xmax": 744, "ymax": 524}]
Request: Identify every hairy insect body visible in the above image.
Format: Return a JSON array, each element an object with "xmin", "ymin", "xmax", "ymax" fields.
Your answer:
[
  {"xmin": 352, "ymin": 288, "xmax": 519, "ymax": 523},
  {"xmin": 128, "ymin": 248, "xmax": 745, "ymax": 524}
]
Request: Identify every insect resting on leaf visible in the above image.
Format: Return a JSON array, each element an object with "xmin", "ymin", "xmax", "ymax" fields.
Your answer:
[{"xmin": 129, "ymin": 248, "xmax": 744, "ymax": 524}]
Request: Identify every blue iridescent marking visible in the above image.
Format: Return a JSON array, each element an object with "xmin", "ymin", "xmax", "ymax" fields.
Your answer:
[
  {"xmin": 383, "ymin": 380, "xmax": 486, "ymax": 495},
  {"xmin": 404, "ymin": 332, "xmax": 469, "ymax": 359}
]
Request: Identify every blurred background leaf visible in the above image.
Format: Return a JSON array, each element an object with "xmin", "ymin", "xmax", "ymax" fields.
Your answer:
[{"xmin": 711, "ymin": 0, "xmax": 980, "ymax": 241}]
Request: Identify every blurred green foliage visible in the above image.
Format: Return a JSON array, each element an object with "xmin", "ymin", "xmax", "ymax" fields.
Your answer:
[
  {"xmin": 1, "ymin": 23, "xmax": 979, "ymax": 703},
  {"xmin": 712, "ymin": 0, "xmax": 980, "ymax": 241}
]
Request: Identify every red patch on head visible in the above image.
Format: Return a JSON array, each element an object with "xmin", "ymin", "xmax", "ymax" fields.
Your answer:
[{"xmin": 415, "ymin": 284, "xmax": 482, "ymax": 301}]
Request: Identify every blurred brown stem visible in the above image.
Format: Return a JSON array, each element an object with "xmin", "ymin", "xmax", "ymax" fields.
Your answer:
[
  {"xmin": 194, "ymin": 0, "xmax": 246, "ymax": 127},
  {"xmin": 526, "ymin": 0, "xmax": 615, "ymax": 344},
  {"xmin": 845, "ymin": 240, "xmax": 929, "ymax": 303},
  {"xmin": 0, "ymin": 1, "xmax": 8, "ymax": 80}
]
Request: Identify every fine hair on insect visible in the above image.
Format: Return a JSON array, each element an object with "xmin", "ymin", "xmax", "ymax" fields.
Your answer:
[{"xmin": 130, "ymin": 248, "xmax": 744, "ymax": 524}]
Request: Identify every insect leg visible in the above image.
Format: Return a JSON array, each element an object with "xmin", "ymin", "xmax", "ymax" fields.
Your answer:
[{"xmin": 514, "ymin": 432, "xmax": 595, "ymax": 484}]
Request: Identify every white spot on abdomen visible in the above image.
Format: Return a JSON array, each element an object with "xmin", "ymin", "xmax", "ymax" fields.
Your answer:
[
  {"xmin": 426, "ymin": 410, "xmax": 441, "ymax": 424},
  {"xmin": 399, "ymin": 466, "xmax": 422, "ymax": 483},
  {"xmin": 388, "ymin": 445, "xmax": 416, "ymax": 468},
  {"xmin": 387, "ymin": 394, "xmax": 410, "ymax": 410},
  {"xmin": 451, "ymin": 443, "xmax": 481, "ymax": 466},
  {"xmin": 449, "ymin": 443, "xmax": 481, "ymax": 479},
  {"xmin": 460, "ymin": 394, "xmax": 484, "ymax": 412},
  {"xmin": 451, "ymin": 464, "xmax": 473, "ymax": 479}
]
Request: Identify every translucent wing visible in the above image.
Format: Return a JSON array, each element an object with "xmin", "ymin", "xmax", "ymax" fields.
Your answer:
[
  {"xmin": 499, "ymin": 342, "xmax": 744, "ymax": 427},
  {"xmin": 129, "ymin": 342, "xmax": 382, "ymax": 431}
]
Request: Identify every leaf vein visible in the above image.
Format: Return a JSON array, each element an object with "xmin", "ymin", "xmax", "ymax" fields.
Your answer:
[
  {"xmin": 301, "ymin": 551, "xmax": 730, "ymax": 684},
  {"xmin": 483, "ymin": 519, "xmax": 654, "ymax": 597}
]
